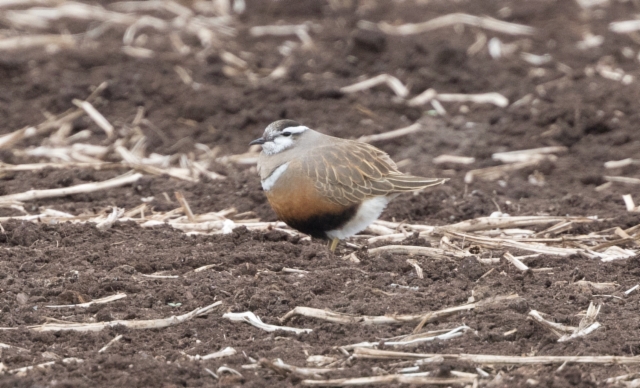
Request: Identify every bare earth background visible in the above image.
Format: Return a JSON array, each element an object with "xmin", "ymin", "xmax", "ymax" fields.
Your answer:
[{"xmin": 1, "ymin": 0, "xmax": 640, "ymax": 387}]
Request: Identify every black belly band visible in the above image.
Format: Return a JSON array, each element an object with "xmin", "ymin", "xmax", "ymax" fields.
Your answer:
[{"xmin": 283, "ymin": 204, "xmax": 359, "ymax": 239}]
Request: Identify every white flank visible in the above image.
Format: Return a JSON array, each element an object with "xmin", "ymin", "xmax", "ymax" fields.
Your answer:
[
  {"xmin": 261, "ymin": 163, "xmax": 289, "ymax": 191},
  {"xmin": 326, "ymin": 196, "xmax": 389, "ymax": 240}
]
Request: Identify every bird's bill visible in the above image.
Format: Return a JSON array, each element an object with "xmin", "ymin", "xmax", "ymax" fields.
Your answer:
[{"xmin": 249, "ymin": 137, "xmax": 266, "ymax": 145}]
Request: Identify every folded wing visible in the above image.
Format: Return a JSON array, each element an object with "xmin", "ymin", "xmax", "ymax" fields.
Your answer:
[{"xmin": 301, "ymin": 141, "xmax": 447, "ymax": 207}]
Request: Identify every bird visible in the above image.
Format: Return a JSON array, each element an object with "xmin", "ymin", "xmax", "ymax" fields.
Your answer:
[{"xmin": 250, "ymin": 120, "xmax": 447, "ymax": 252}]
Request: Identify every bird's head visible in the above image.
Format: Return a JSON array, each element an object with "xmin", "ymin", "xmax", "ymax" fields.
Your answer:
[{"xmin": 250, "ymin": 120, "xmax": 310, "ymax": 155}]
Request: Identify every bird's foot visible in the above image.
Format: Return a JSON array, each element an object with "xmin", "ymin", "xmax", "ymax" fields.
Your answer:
[{"xmin": 328, "ymin": 237, "xmax": 340, "ymax": 254}]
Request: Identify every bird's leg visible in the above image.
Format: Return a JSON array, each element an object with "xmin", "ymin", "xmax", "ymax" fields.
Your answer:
[{"xmin": 329, "ymin": 237, "xmax": 340, "ymax": 253}]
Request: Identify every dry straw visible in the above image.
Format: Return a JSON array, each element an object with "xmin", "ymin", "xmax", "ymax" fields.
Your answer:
[{"xmin": 0, "ymin": 302, "xmax": 222, "ymax": 332}]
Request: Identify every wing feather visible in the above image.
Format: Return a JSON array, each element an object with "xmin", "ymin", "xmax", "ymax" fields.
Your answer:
[{"xmin": 301, "ymin": 140, "xmax": 446, "ymax": 206}]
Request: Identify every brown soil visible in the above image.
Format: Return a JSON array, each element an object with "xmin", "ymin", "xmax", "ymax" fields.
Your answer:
[{"xmin": 1, "ymin": 0, "xmax": 640, "ymax": 387}]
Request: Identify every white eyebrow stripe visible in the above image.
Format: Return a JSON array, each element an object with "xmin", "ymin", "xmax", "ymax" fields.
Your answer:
[{"xmin": 281, "ymin": 125, "xmax": 308, "ymax": 134}]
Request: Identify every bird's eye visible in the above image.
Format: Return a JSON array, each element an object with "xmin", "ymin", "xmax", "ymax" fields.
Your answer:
[{"xmin": 281, "ymin": 132, "xmax": 292, "ymax": 137}]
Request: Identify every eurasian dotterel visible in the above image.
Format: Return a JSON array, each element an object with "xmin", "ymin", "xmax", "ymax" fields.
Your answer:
[{"xmin": 250, "ymin": 120, "xmax": 447, "ymax": 252}]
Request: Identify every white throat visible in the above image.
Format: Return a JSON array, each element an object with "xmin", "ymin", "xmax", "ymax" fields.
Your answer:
[
  {"xmin": 262, "ymin": 137, "xmax": 293, "ymax": 155},
  {"xmin": 261, "ymin": 162, "xmax": 289, "ymax": 191}
]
